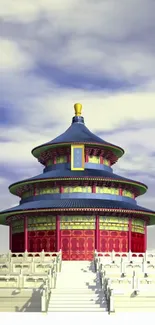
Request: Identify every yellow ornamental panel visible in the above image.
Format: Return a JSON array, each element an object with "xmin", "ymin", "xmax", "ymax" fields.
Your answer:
[
  {"xmin": 103, "ymin": 187, "xmax": 109, "ymax": 193},
  {"xmin": 45, "ymin": 188, "xmax": 52, "ymax": 194},
  {"xmin": 35, "ymin": 217, "xmax": 42, "ymax": 223},
  {"xmin": 28, "ymin": 217, "xmax": 33, "ymax": 225},
  {"xmin": 122, "ymin": 190, "xmax": 133, "ymax": 198},
  {"xmin": 73, "ymin": 186, "xmax": 81, "ymax": 192},
  {"xmin": 110, "ymin": 217, "xmax": 118, "ymax": 223},
  {"xmin": 47, "ymin": 160, "xmax": 53, "ymax": 166},
  {"xmin": 88, "ymin": 156, "xmax": 100, "ymax": 164},
  {"xmin": 58, "ymin": 156, "xmax": 67, "ymax": 163},
  {"xmin": 136, "ymin": 219, "xmax": 144, "ymax": 226},
  {"xmin": 104, "ymin": 159, "xmax": 109, "ymax": 166},
  {"xmin": 64, "ymin": 187, "xmax": 69, "ymax": 193},
  {"xmin": 22, "ymin": 191, "xmax": 31, "ymax": 199}
]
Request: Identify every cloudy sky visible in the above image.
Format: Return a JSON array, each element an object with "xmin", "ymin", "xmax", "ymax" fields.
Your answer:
[{"xmin": 0, "ymin": 0, "xmax": 155, "ymax": 252}]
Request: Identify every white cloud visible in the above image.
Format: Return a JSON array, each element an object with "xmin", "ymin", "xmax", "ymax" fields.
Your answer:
[
  {"xmin": 0, "ymin": 90, "xmax": 155, "ymax": 166},
  {"xmin": 0, "ymin": 39, "xmax": 33, "ymax": 71},
  {"xmin": 0, "ymin": 0, "xmax": 155, "ymax": 82},
  {"xmin": 0, "ymin": 0, "xmax": 155, "ymax": 213}
]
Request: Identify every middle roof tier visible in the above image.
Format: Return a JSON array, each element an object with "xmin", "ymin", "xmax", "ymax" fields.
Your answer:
[{"xmin": 9, "ymin": 168, "xmax": 147, "ymax": 197}]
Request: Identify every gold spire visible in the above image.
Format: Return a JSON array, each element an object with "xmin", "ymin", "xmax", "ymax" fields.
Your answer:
[{"xmin": 74, "ymin": 103, "xmax": 82, "ymax": 116}]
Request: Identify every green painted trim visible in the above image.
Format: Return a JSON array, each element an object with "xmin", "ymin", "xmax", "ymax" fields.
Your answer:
[
  {"xmin": 32, "ymin": 142, "xmax": 124, "ymax": 159},
  {"xmin": 149, "ymin": 215, "xmax": 155, "ymax": 226},
  {"xmin": 9, "ymin": 176, "xmax": 147, "ymax": 196},
  {"xmin": 0, "ymin": 207, "xmax": 154, "ymax": 225}
]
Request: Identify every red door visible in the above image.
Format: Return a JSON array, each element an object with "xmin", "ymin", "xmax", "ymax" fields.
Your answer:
[{"xmin": 61, "ymin": 230, "xmax": 95, "ymax": 260}]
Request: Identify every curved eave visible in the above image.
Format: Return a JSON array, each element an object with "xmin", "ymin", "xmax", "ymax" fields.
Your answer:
[
  {"xmin": 9, "ymin": 176, "xmax": 148, "ymax": 197},
  {"xmin": 0, "ymin": 199, "xmax": 155, "ymax": 226},
  {"xmin": 31, "ymin": 142, "xmax": 124, "ymax": 160}
]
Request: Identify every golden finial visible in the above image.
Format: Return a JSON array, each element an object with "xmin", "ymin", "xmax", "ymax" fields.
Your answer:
[{"xmin": 74, "ymin": 103, "xmax": 82, "ymax": 116}]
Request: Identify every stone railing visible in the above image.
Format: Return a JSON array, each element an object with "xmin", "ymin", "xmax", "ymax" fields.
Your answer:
[
  {"xmin": 0, "ymin": 250, "xmax": 62, "ymax": 273},
  {"xmin": 0, "ymin": 249, "xmax": 62, "ymax": 262},
  {"xmin": 41, "ymin": 278, "xmax": 51, "ymax": 312},
  {"xmin": 94, "ymin": 250, "xmax": 155, "ymax": 270},
  {"xmin": 103, "ymin": 270, "xmax": 155, "ymax": 293},
  {"xmin": 99, "ymin": 261, "xmax": 155, "ymax": 280},
  {"xmin": 94, "ymin": 250, "xmax": 155, "ymax": 272},
  {"xmin": 0, "ymin": 267, "xmax": 57, "ymax": 290},
  {"xmin": 106, "ymin": 287, "xmax": 114, "ymax": 313},
  {"xmin": 104, "ymin": 273, "xmax": 155, "ymax": 313},
  {"xmin": 0, "ymin": 255, "xmax": 59, "ymax": 312},
  {"xmin": 0, "ymin": 260, "xmax": 56, "ymax": 275},
  {"xmin": 99, "ymin": 263, "xmax": 155, "ymax": 289}
]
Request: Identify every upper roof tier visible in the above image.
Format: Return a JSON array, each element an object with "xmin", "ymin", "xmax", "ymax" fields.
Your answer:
[{"xmin": 32, "ymin": 103, "xmax": 124, "ymax": 159}]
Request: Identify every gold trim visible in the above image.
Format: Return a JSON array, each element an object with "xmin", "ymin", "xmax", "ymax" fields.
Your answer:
[{"xmin": 71, "ymin": 144, "xmax": 85, "ymax": 170}]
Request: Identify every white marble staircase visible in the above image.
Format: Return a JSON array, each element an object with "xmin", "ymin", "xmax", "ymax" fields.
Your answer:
[{"xmin": 48, "ymin": 261, "xmax": 108, "ymax": 312}]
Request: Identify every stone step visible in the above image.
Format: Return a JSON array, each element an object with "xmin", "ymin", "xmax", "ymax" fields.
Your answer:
[
  {"xmin": 52, "ymin": 289, "xmax": 101, "ymax": 292},
  {"xmin": 56, "ymin": 280, "xmax": 96, "ymax": 289},
  {"xmin": 114, "ymin": 307, "xmax": 155, "ymax": 312},
  {"xmin": 50, "ymin": 297, "xmax": 107, "ymax": 301},
  {"xmin": 115, "ymin": 302, "xmax": 155, "ymax": 307},
  {"xmin": 52, "ymin": 288, "xmax": 101, "ymax": 292},
  {"xmin": 115, "ymin": 297, "xmax": 155, "ymax": 301},
  {"xmin": 48, "ymin": 307, "xmax": 107, "ymax": 312},
  {"xmin": 49, "ymin": 301, "xmax": 104, "ymax": 306},
  {"xmin": 51, "ymin": 291, "xmax": 102, "ymax": 297}
]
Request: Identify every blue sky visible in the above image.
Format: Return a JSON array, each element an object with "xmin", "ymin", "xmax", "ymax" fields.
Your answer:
[{"xmin": 0, "ymin": 0, "xmax": 155, "ymax": 250}]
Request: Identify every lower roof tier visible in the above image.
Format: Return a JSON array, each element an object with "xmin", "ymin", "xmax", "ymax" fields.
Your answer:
[{"xmin": 0, "ymin": 199, "xmax": 155, "ymax": 225}]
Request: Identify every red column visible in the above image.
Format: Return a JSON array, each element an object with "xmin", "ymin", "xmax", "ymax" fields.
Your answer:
[
  {"xmin": 56, "ymin": 216, "xmax": 60, "ymax": 251},
  {"xmin": 144, "ymin": 221, "xmax": 147, "ymax": 252},
  {"xmin": 85, "ymin": 149, "xmax": 89, "ymax": 162},
  {"xmin": 33, "ymin": 184, "xmax": 36, "ymax": 196},
  {"xmin": 60, "ymin": 186, "xmax": 64, "ymax": 193},
  {"xmin": 9, "ymin": 222, "xmax": 12, "ymax": 251},
  {"xmin": 95, "ymin": 215, "xmax": 99, "ymax": 251},
  {"xmin": 92, "ymin": 184, "xmax": 96, "ymax": 193},
  {"xmin": 100, "ymin": 156, "xmax": 103, "ymax": 164},
  {"xmin": 128, "ymin": 218, "xmax": 132, "ymax": 252},
  {"xmin": 67, "ymin": 152, "xmax": 71, "ymax": 163},
  {"xmin": 119, "ymin": 188, "xmax": 123, "ymax": 196},
  {"xmin": 53, "ymin": 153, "xmax": 56, "ymax": 164},
  {"xmin": 24, "ymin": 216, "xmax": 28, "ymax": 251}
]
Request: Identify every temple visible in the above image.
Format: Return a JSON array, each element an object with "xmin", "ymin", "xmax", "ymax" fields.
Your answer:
[{"xmin": 0, "ymin": 103, "xmax": 155, "ymax": 260}]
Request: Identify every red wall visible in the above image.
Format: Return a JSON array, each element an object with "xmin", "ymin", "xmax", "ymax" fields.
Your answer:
[
  {"xmin": 12, "ymin": 232, "xmax": 24, "ymax": 252},
  {"xmin": 12, "ymin": 230, "xmax": 56, "ymax": 252},
  {"xmin": 11, "ymin": 230, "xmax": 145, "ymax": 254},
  {"xmin": 99, "ymin": 230, "xmax": 128, "ymax": 252},
  {"xmin": 131, "ymin": 232, "xmax": 144, "ymax": 252}
]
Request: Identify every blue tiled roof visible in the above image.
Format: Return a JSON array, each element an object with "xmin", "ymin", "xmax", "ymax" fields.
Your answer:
[
  {"xmin": 32, "ymin": 117, "xmax": 124, "ymax": 155},
  {"xmin": 1, "ymin": 199, "xmax": 154, "ymax": 214},
  {"xmin": 10, "ymin": 168, "xmax": 146, "ymax": 188},
  {"xmin": 44, "ymin": 122, "xmax": 113, "ymax": 145}
]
